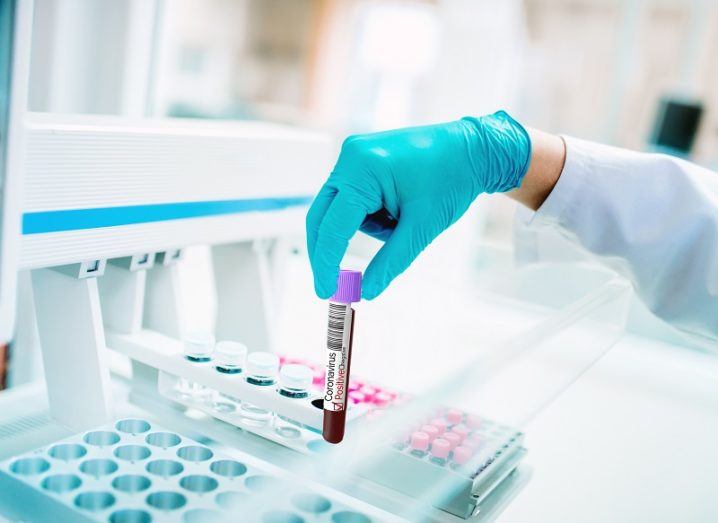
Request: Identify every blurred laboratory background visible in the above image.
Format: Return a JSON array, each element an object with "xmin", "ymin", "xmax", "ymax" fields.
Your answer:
[
  {"xmin": 27, "ymin": 0, "xmax": 718, "ymax": 155},
  {"xmin": 3, "ymin": 3, "xmax": 718, "ymax": 521},
  {"xmin": 6, "ymin": 0, "xmax": 718, "ymax": 390}
]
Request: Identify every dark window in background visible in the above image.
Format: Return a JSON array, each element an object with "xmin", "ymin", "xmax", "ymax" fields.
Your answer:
[
  {"xmin": 0, "ymin": 344, "xmax": 6, "ymax": 390},
  {"xmin": 649, "ymin": 97, "xmax": 703, "ymax": 155}
]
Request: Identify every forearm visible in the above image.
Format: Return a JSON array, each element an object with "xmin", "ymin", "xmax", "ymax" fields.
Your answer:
[
  {"xmin": 521, "ymin": 134, "xmax": 718, "ymax": 343},
  {"xmin": 507, "ymin": 128, "xmax": 566, "ymax": 211}
]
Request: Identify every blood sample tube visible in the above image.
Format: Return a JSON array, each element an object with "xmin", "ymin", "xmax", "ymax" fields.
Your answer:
[{"xmin": 322, "ymin": 270, "xmax": 362, "ymax": 444}]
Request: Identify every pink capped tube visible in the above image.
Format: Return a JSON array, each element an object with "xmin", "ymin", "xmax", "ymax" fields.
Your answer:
[
  {"xmin": 446, "ymin": 409, "xmax": 464, "ymax": 426},
  {"xmin": 466, "ymin": 414, "xmax": 482, "ymax": 430},
  {"xmin": 373, "ymin": 392, "xmax": 392, "ymax": 408},
  {"xmin": 410, "ymin": 431, "xmax": 430, "ymax": 455},
  {"xmin": 430, "ymin": 418, "xmax": 448, "ymax": 434},
  {"xmin": 452, "ymin": 445, "xmax": 473, "ymax": 465},
  {"xmin": 431, "ymin": 438, "xmax": 451, "ymax": 461},
  {"xmin": 359, "ymin": 386, "xmax": 377, "ymax": 400},
  {"xmin": 443, "ymin": 432, "xmax": 462, "ymax": 450},
  {"xmin": 348, "ymin": 390, "xmax": 366, "ymax": 404},
  {"xmin": 420, "ymin": 424, "xmax": 440, "ymax": 442},
  {"xmin": 451, "ymin": 425, "xmax": 470, "ymax": 442}
]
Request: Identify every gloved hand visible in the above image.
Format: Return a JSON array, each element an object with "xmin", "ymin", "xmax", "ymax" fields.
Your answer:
[{"xmin": 306, "ymin": 110, "xmax": 532, "ymax": 300}]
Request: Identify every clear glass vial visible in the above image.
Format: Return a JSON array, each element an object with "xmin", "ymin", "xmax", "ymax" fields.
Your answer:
[
  {"xmin": 177, "ymin": 331, "xmax": 215, "ymax": 403},
  {"xmin": 277, "ymin": 364, "xmax": 312, "ymax": 399},
  {"xmin": 210, "ymin": 341, "xmax": 247, "ymax": 414},
  {"xmin": 214, "ymin": 341, "xmax": 247, "ymax": 374},
  {"xmin": 244, "ymin": 352, "xmax": 279, "ymax": 385},
  {"xmin": 184, "ymin": 331, "xmax": 215, "ymax": 362},
  {"xmin": 274, "ymin": 364, "xmax": 313, "ymax": 439},
  {"xmin": 238, "ymin": 352, "xmax": 279, "ymax": 426}
]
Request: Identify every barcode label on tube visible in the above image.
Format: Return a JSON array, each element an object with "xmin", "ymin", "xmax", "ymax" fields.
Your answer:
[{"xmin": 323, "ymin": 303, "xmax": 352, "ymax": 411}]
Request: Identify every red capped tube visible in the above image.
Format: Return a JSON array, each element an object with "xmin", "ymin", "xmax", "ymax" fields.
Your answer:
[{"xmin": 322, "ymin": 270, "xmax": 362, "ymax": 444}]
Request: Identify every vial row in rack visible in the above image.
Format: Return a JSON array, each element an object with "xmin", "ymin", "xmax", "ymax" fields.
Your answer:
[{"xmin": 177, "ymin": 331, "xmax": 316, "ymax": 438}]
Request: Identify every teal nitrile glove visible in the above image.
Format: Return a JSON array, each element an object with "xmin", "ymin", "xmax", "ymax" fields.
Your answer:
[{"xmin": 306, "ymin": 110, "xmax": 532, "ymax": 300}]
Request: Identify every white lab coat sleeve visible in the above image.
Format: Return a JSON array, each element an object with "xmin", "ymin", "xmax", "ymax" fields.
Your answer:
[{"xmin": 528, "ymin": 136, "xmax": 718, "ymax": 343}]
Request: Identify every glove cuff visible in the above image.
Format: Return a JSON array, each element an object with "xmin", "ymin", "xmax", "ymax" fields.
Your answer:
[{"xmin": 461, "ymin": 110, "xmax": 532, "ymax": 193}]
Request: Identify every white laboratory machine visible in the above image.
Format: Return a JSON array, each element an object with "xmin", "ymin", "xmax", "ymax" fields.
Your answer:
[{"xmin": 0, "ymin": 3, "xmax": 635, "ymax": 523}]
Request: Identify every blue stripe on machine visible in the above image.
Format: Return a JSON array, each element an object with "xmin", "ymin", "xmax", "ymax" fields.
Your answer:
[{"xmin": 22, "ymin": 196, "xmax": 313, "ymax": 234}]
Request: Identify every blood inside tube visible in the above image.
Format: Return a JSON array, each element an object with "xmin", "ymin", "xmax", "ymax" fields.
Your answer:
[{"xmin": 322, "ymin": 302, "xmax": 355, "ymax": 443}]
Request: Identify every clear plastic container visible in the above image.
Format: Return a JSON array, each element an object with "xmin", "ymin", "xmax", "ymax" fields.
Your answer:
[
  {"xmin": 238, "ymin": 352, "xmax": 280, "ymax": 427},
  {"xmin": 274, "ymin": 364, "xmax": 313, "ymax": 439},
  {"xmin": 210, "ymin": 341, "xmax": 248, "ymax": 414},
  {"xmin": 214, "ymin": 340, "xmax": 247, "ymax": 374},
  {"xmin": 176, "ymin": 331, "xmax": 215, "ymax": 404}
]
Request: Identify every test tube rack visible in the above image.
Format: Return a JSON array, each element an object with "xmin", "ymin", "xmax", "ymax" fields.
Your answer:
[
  {"xmin": 352, "ymin": 415, "xmax": 526, "ymax": 519},
  {"xmin": 154, "ymin": 363, "xmax": 398, "ymax": 455},
  {"xmin": 118, "ymin": 329, "xmax": 528, "ymax": 520},
  {"xmin": 156, "ymin": 371, "xmax": 330, "ymax": 454},
  {"xmin": 0, "ymin": 418, "xmax": 391, "ymax": 523},
  {"xmin": 107, "ymin": 330, "xmax": 369, "ymax": 441}
]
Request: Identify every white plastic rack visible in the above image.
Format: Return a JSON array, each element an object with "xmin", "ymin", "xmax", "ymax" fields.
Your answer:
[
  {"xmin": 107, "ymin": 330, "xmax": 368, "ymax": 431},
  {"xmin": 0, "ymin": 418, "xmax": 395, "ymax": 523}
]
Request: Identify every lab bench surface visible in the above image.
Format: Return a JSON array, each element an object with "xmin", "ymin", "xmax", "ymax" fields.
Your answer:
[
  {"xmin": 497, "ymin": 334, "xmax": 718, "ymax": 523},
  {"xmin": 0, "ymin": 333, "xmax": 716, "ymax": 522}
]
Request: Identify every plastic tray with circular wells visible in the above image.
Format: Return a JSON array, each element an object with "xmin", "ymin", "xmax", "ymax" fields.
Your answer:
[{"xmin": 0, "ymin": 418, "xmax": 378, "ymax": 523}]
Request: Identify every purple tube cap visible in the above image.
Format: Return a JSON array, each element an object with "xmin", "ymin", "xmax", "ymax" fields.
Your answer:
[{"xmin": 330, "ymin": 270, "xmax": 362, "ymax": 303}]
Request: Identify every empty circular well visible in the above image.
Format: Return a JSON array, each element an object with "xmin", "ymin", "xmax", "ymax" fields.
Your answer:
[
  {"xmin": 183, "ymin": 508, "xmax": 225, "ymax": 523},
  {"xmin": 114, "ymin": 445, "xmax": 151, "ymax": 462},
  {"xmin": 48, "ymin": 443, "xmax": 87, "ymax": 461},
  {"xmin": 10, "ymin": 457, "xmax": 50, "ymax": 475},
  {"xmin": 245, "ymin": 475, "xmax": 283, "ymax": 492},
  {"xmin": 179, "ymin": 474, "xmax": 218, "ymax": 493},
  {"xmin": 177, "ymin": 446, "xmax": 213, "ymax": 462},
  {"xmin": 146, "ymin": 459, "xmax": 184, "ymax": 477},
  {"xmin": 80, "ymin": 459, "xmax": 118, "ymax": 477},
  {"xmin": 146, "ymin": 491, "xmax": 187, "ymax": 510},
  {"xmin": 275, "ymin": 426, "xmax": 302, "ymax": 440},
  {"xmin": 145, "ymin": 432, "xmax": 181, "ymax": 448},
  {"xmin": 109, "ymin": 509, "xmax": 152, "ymax": 523},
  {"xmin": 331, "ymin": 511, "xmax": 372, "ymax": 523},
  {"xmin": 42, "ymin": 473, "xmax": 82, "ymax": 493},
  {"xmin": 262, "ymin": 510, "xmax": 305, "ymax": 523},
  {"xmin": 84, "ymin": 431, "xmax": 120, "ymax": 446},
  {"xmin": 291, "ymin": 493, "xmax": 332, "ymax": 514},
  {"xmin": 112, "ymin": 474, "xmax": 151, "ymax": 493},
  {"xmin": 209, "ymin": 460, "xmax": 246, "ymax": 478},
  {"xmin": 74, "ymin": 491, "xmax": 116, "ymax": 511},
  {"xmin": 215, "ymin": 491, "xmax": 249, "ymax": 510},
  {"xmin": 115, "ymin": 419, "xmax": 151, "ymax": 434}
]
